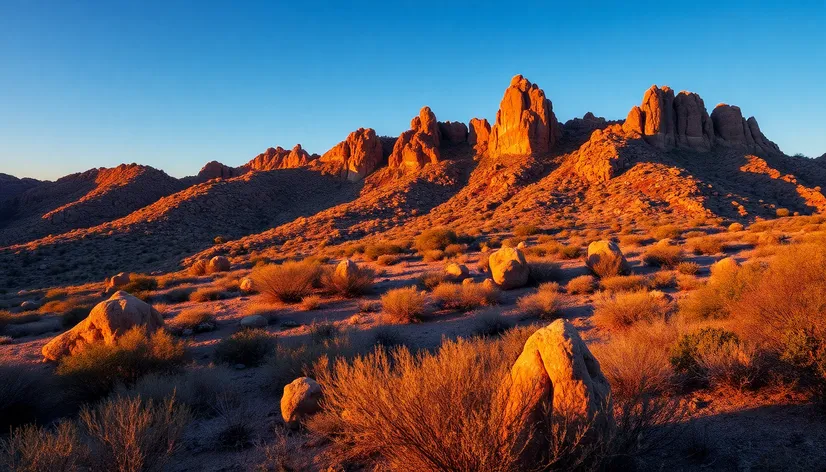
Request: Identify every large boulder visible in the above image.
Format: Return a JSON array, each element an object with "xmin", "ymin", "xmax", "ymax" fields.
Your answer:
[
  {"xmin": 334, "ymin": 258, "xmax": 359, "ymax": 281},
  {"xmin": 488, "ymin": 247, "xmax": 530, "ymax": 290},
  {"xmin": 281, "ymin": 377, "xmax": 323, "ymax": 429},
  {"xmin": 208, "ymin": 256, "xmax": 230, "ymax": 273},
  {"xmin": 585, "ymin": 240, "xmax": 628, "ymax": 275},
  {"xmin": 488, "ymin": 75, "xmax": 561, "ymax": 159},
  {"xmin": 42, "ymin": 291, "xmax": 164, "ymax": 361},
  {"xmin": 505, "ymin": 320, "xmax": 612, "ymax": 451},
  {"xmin": 239, "ymin": 277, "xmax": 255, "ymax": 293},
  {"xmin": 388, "ymin": 107, "xmax": 442, "ymax": 171},
  {"xmin": 317, "ymin": 128, "xmax": 384, "ymax": 181},
  {"xmin": 106, "ymin": 272, "xmax": 131, "ymax": 293}
]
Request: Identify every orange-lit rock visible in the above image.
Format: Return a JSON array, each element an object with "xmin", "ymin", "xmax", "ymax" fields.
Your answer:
[
  {"xmin": 641, "ymin": 85, "xmax": 676, "ymax": 149},
  {"xmin": 245, "ymin": 144, "xmax": 316, "ymax": 171},
  {"xmin": 438, "ymin": 121, "xmax": 468, "ymax": 144},
  {"xmin": 468, "ymin": 117, "xmax": 491, "ymax": 154},
  {"xmin": 318, "ymin": 128, "xmax": 384, "ymax": 181},
  {"xmin": 197, "ymin": 161, "xmax": 243, "ymax": 181},
  {"xmin": 711, "ymin": 104, "xmax": 780, "ymax": 154},
  {"xmin": 489, "ymin": 75, "xmax": 560, "ymax": 158},
  {"xmin": 674, "ymin": 91, "xmax": 714, "ymax": 151},
  {"xmin": 622, "ymin": 106, "xmax": 644, "ymax": 135},
  {"xmin": 388, "ymin": 106, "xmax": 442, "ymax": 171}
]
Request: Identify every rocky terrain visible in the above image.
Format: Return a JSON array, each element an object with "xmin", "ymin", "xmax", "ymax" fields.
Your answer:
[{"xmin": 2, "ymin": 74, "xmax": 826, "ymax": 472}]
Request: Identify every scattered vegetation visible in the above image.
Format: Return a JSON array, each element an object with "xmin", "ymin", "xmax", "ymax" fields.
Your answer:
[
  {"xmin": 516, "ymin": 282, "xmax": 562, "ymax": 319},
  {"xmin": 592, "ymin": 291, "xmax": 671, "ymax": 330},
  {"xmin": 214, "ymin": 328, "xmax": 276, "ymax": 367},
  {"xmin": 414, "ymin": 228, "xmax": 458, "ymax": 253},
  {"xmin": 566, "ymin": 275, "xmax": 596, "ymax": 294},
  {"xmin": 381, "ymin": 287, "xmax": 427, "ymax": 323},
  {"xmin": 321, "ymin": 263, "xmax": 375, "ymax": 298},
  {"xmin": 252, "ymin": 260, "xmax": 320, "ymax": 303},
  {"xmin": 430, "ymin": 282, "xmax": 499, "ymax": 311}
]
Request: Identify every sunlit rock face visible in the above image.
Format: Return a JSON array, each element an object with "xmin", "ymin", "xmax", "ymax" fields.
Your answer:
[{"xmin": 488, "ymin": 75, "xmax": 561, "ymax": 159}]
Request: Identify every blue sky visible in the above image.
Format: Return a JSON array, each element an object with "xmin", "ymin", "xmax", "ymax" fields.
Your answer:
[{"xmin": 1, "ymin": 1, "xmax": 824, "ymax": 180}]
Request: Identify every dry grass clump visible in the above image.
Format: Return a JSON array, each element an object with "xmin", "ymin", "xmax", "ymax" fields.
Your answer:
[
  {"xmin": 526, "ymin": 257, "xmax": 562, "ymax": 283},
  {"xmin": 686, "ymin": 236, "xmax": 722, "ymax": 255},
  {"xmin": 1, "ymin": 421, "xmax": 86, "ymax": 471},
  {"xmin": 517, "ymin": 283, "xmax": 562, "ymax": 319},
  {"xmin": 592, "ymin": 291, "xmax": 671, "ymax": 330},
  {"xmin": 775, "ymin": 208, "xmax": 790, "ymax": 217},
  {"xmin": 728, "ymin": 222, "xmax": 745, "ymax": 232},
  {"xmin": 676, "ymin": 261, "xmax": 700, "ymax": 275},
  {"xmin": 651, "ymin": 224, "xmax": 681, "ymax": 240},
  {"xmin": 642, "ymin": 245, "xmax": 684, "ymax": 268},
  {"xmin": 214, "ymin": 328, "xmax": 276, "ymax": 367},
  {"xmin": 117, "ymin": 366, "xmax": 236, "ymax": 417},
  {"xmin": 514, "ymin": 224, "xmax": 539, "ymax": 237},
  {"xmin": 566, "ymin": 275, "xmax": 596, "ymax": 294},
  {"xmin": 430, "ymin": 282, "xmax": 499, "ymax": 311},
  {"xmin": 588, "ymin": 252, "xmax": 627, "ymax": 278},
  {"xmin": 363, "ymin": 242, "xmax": 406, "ymax": 261},
  {"xmin": 422, "ymin": 249, "xmax": 445, "ymax": 262},
  {"xmin": 252, "ymin": 260, "xmax": 320, "ymax": 303},
  {"xmin": 189, "ymin": 259, "xmax": 209, "ymax": 276},
  {"xmin": 414, "ymin": 227, "xmax": 458, "ymax": 253},
  {"xmin": 376, "ymin": 254, "xmax": 400, "ymax": 266},
  {"xmin": 57, "ymin": 327, "xmax": 186, "ymax": 402},
  {"xmin": 600, "ymin": 275, "xmax": 648, "ymax": 293},
  {"xmin": 618, "ymin": 234, "xmax": 647, "ymax": 248},
  {"xmin": 678, "ymin": 259, "xmax": 761, "ymax": 322},
  {"xmin": 418, "ymin": 271, "xmax": 447, "ymax": 290},
  {"xmin": 321, "ymin": 264, "xmax": 375, "ymax": 298},
  {"xmin": 647, "ymin": 270, "xmax": 676, "ymax": 289},
  {"xmin": 168, "ymin": 308, "xmax": 215, "ymax": 333},
  {"xmin": 471, "ymin": 311, "xmax": 514, "ymax": 338},
  {"xmin": 189, "ymin": 285, "xmax": 226, "ymax": 302},
  {"xmin": 39, "ymin": 295, "xmax": 97, "ymax": 328},
  {"xmin": 381, "ymin": 287, "xmax": 427, "ymax": 323},
  {"xmin": 559, "ymin": 244, "xmax": 582, "ymax": 259},
  {"xmin": 265, "ymin": 332, "xmax": 357, "ymax": 394},
  {"xmin": 0, "ymin": 310, "xmax": 41, "ymax": 332},
  {"xmin": 121, "ymin": 275, "xmax": 158, "ymax": 299},
  {"xmin": 669, "ymin": 328, "xmax": 762, "ymax": 390},
  {"xmin": 300, "ymin": 295, "xmax": 322, "ymax": 311}
]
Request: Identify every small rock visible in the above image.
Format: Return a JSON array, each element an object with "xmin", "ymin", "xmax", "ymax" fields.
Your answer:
[
  {"xmin": 445, "ymin": 262, "xmax": 469, "ymax": 279},
  {"xmin": 20, "ymin": 300, "xmax": 38, "ymax": 310},
  {"xmin": 239, "ymin": 315, "xmax": 267, "ymax": 329},
  {"xmin": 281, "ymin": 377, "xmax": 323, "ymax": 429}
]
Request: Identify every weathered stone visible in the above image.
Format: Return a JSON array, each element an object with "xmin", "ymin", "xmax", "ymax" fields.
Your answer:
[
  {"xmin": 240, "ymin": 314, "xmax": 267, "ymax": 329},
  {"xmin": 388, "ymin": 107, "xmax": 442, "ymax": 171},
  {"xmin": 585, "ymin": 240, "xmax": 628, "ymax": 275},
  {"xmin": 445, "ymin": 262, "xmax": 469, "ymax": 278},
  {"xmin": 208, "ymin": 256, "xmax": 230, "ymax": 273},
  {"xmin": 318, "ymin": 128, "xmax": 384, "ymax": 181},
  {"xmin": 489, "ymin": 75, "xmax": 560, "ymax": 158},
  {"xmin": 488, "ymin": 247, "xmax": 530, "ymax": 290},
  {"xmin": 281, "ymin": 377, "xmax": 323, "ymax": 429},
  {"xmin": 438, "ymin": 121, "xmax": 469, "ymax": 144}
]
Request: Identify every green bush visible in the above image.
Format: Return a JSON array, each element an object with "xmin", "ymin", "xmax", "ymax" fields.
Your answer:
[
  {"xmin": 669, "ymin": 328, "xmax": 738, "ymax": 378},
  {"xmin": 214, "ymin": 328, "xmax": 276, "ymax": 367},
  {"xmin": 414, "ymin": 228, "xmax": 458, "ymax": 252}
]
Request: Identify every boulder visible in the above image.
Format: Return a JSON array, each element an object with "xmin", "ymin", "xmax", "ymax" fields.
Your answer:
[
  {"xmin": 438, "ymin": 121, "xmax": 468, "ymax": 144},
  {"xmin": 239, "ymin": 277, "xmax": 255, "ymax": 293},
  {"xmin": 20, "ymin": 300, "xmax": 38, "ymax": 310},
  {"xmin": 388, "ymin": 107, "xmax": 442, "ymax": 171},
  {"xmin": 281, "ymin": 377, "xmax": 323, "ymax": 429},
  {"xmin": 622, "ymin": 106, "xmax": 644, "ymax": 135},
  {"xmin": 317, "ymin": 128, "xmax": 384, "ymax": 181},
  {"xmin": 489, "ymin": 75, "xmax": 560, "ymax": 158},
  {"xmin": 334, "ymin": 258, "xmax": 359, "ymax": 281},
  {"xmin": 208, "ymin": 256, "xmax": 230, "ymax": 273},
  {"xmin": 240, "ymin": 315, "xmax": 268, "ymax": 329},
  {"xmin": 488, "ymin": 247, "xmax": 530, "ymax": 290},
  {"xmin": 505, "ymin": 320, "xmax": 612, "ymax": 450},
  {"xmin": 445, "ymin": 262, "xmax": 469, "ymax": 279},
  {"xmin": 585, "ymin": 240, "xmax": 628, "ymax": 275},
  {"xmin": 106, "ymin": 272, "xmax": 131, "ymax": 292},
  {"xmin": 42, "ymin": 291, "xmax": 164, "ymax": 361}
]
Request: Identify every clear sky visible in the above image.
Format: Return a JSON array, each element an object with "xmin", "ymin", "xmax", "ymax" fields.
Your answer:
[{"xmin": 1, "ymin": 1, "xmax": 824, "ymax": 180}]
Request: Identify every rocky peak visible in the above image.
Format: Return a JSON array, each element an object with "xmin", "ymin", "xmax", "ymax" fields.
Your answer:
[
  {"xmin": 197, "ymin": 161, "xmax": 243, "ymax": 181},
  {"xmin": 488, "ymin": 74, "xmax": 561, "ymax": 159},
  {"xmin": 388, "ymin": 106, "xmax": 442, "ymax": 171},
  {"xmin": 317, "ymin": 127, "xmax": 384, "ymax": 181},
  {"xmin": 711, "ymin": 104, "xmax": 780, "ymax": 154},
  {"xmin": 640, "ymin": 85, "xmax": 676, "ymax": 149},
  {"xmin": 468, "ymin": 118, "xmax": 491, "ymax": 156},
  {"xmin": 244, "ymin": 144, "xmax": 316, "ymax": 171},
  {"xmin": 438, "ymin": 121, "xmax": 469, "ymax": 144}
]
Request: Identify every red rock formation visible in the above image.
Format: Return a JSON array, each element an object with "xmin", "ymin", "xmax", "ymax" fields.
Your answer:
[
  {"xmin": 641, "ymin": 85, "xmax": 676, "ymax": 149},
  {"xmin": 468, "ymin": 118, "xmax": 491, "ymax": 155},
  {"xmin": 674, "ymin": 91, "xmax": 714, "ymax": 151},
  {"xmin": 244, "ymin": 144, "xmax": 316, "ymax": 171},
  {"xmin": 317, "ymin": 128, "xmax": 384, "ymax": 181},
  {"xmin": 488, "ymin": 75, "xmax": 561, "ymax": 158},
  {"xmin": 197, "ymin": 161, "xmax": 243, "ymax": 181},
  {"xmin": 388, "ymin": 107, "xmax": 442, "ymax": 171},
  {"xmin": 711, "ymin": 104, "xmax": 780, "ymax": 154},
  {"xmin": 622, "ymin": 106, "xmax": 644, "ymax": 135}
]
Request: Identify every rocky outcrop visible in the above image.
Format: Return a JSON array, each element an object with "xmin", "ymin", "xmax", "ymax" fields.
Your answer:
[
  {"xmin": 505, "ymin": 320, "xmax": 612, "ymax": 450},
  {"xmin": 711, "ymin": 104, "xmax": 781, "ymax": 154},
  {"xmin": 488, "ymin": 247, "xmax": 529, "ymax": 289},
  {"xmin": 0, "ymin": 173, "xmax": 41, "ymax": 203},
  {"xmin": 438, "ymin": 121, "xmax": 468, "ymax": 144},
  {"xmin": 388, "ymin": 107, "xmax": 442, "ymax": 171},
  {"xmin": 244, "ymin": 144, "xmax": 317, "ymax": 171},
  {"xmin": 317, "ymin": 128, "xmax": 384, "ymax": 181},
  {"xmin": 281, "ymin": 377, "xmax": 323, "ymax": 429},
  {"xmin": 626, "ymin": 85, "xmax": 779, "ymax": 154},
  {"xmin": 489, "ymin": 75, "xmax": 560, "ymax": 159},
  {"xmin": 468, "ymin": 118, "xmax": 491, "ymax": 155},
  {"xmin": 105, "ymin": 272, "xmax": 131, "ymax": 293},
  {"xmin": 571, "ymin": 125, "xmax": 638, "ymax": 183},
  {"xmin": 197, "ymin": 161, "xmax": 243, "ymax": 181},
  {"xmin": 42, "ymin": 291, "xmax": 164, "ymax": 361}
]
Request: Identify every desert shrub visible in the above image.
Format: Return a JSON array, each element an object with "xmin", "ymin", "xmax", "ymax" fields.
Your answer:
[
  {"xmin": 682, "ymin": 230, "xmax": 707, "ymax": 240},
  {"xmin": 422, "ymin": 249, "xmax": 445, "ymax": 262},
  {"xmin": 0, "ymin": 364, "xmax": 49, "ymax": 430},
  {"xmin": 117, "ymin": 366, "xmax": 236, "ymax": 417},
  {"xmin": 309, "ymin": 320, "xmax": 340, "ymax": 344},
  {"xmin": 0, "ymin": 310, "xmax": 41, "ymax": 332},
  {"xmin": 430, "ymin": 282, "xmax": 498, "ymax": 311},
  {"xmin": 381, "ymin": 287, "xmax": 427, "ymax": 323},
  {"xmin": 121, "ymin": 275, "xmax": 158, "ymax": 295},
  {"xmin": 214, "ymin": 328, "xmax": 275, "ymax": 367},
  {"xmin": 647, "ymin": 270, "xmax": 676, "ymax": 289},
  {"xmin": 728, "ymin": 222, "xmax": 744, "ymax": 232},
  {"xmin": 527, "ymin": 257, "xmax": 562, "ymax": 283},
  {"xmin": 588, "ymin": 252, "xmax": 626, "ymax": 278},
  {"xmin": 57, "ymin": 328, "xmax": 186, "ymax": 402},
  {"xmin": 676, "ymin": 261, "xmax": 700, "ymax": 275},
  {"xmin": 169, "ymin": 308, "xmax": 215, "ymax": 333},
  {"xmin": 418, "ymin": 271, "xmax": 447, "ymax": 290},
  {"xmin": 514, "ymin": 224, "xmax": 539, "ymax": 237},
  {"xmin": 80, "ymin": 394, "xmax": 189, "ymax": 472},
  {"xmin": 695, "ymin": 339, "xmax": 762, "ymax": 391},
  {"xmin": 566, "ymin": 275, "xmax": 596, "ymax": 294},
  {"xmin": 592, "ymin": 291, "xmax": 671, "ymax": 330},
  {"xmin": 591, "ymin": 320, "xmax": 677, "ymax": 398},
  {"xmin": 476, "ymin": 253, "xmax": 491, "ymax": 273},
  {"xmin": 618, "ymin": 234, "xmax": 646, "ymax": 248},
  {"xmin": 678, "ymin": 259, "xmax": 762, "ymax": 322},
  {"xmin": 651, "ymin": 225, "xmax": 681, "ymax": 240},
  {"xmin": 364, "ymin": 242, "xmax": 405, "ymax": 261},
  {"xmin": 0, "ymin": 421, "xmax": 86, "ymax": 472},
  {"xmin": 214, "ymin": 397, "xmax": 258, "ymax": 450},
  {"xmin": 669, "ymin": 328, "xmax": 749, "ymax": 387},
  {"xmin": 501, "ymin": 237, "xmax": 524, "ymax": 248},
  {"xmin": 686, "ymin": 236, "xmax": 722, "ymax": 255},
  {"xmin": 39, "ymin": 296, "xmax": 96, "ymax": 328},
  {"xmin": 373, "ymin": 326, "xmax": 405, "ymax": 348},
  {"xmin": 189, "ymin": 286, "xmax": 225, "ymax": 302},
  {"xmin": 414, "ymin": 228, "xmax": 458, "ymax": 253},
  {"xmin": 642, "ymin": 245, "xmax": 683, "ymax": 268},
  {"xmin": 252, "ymin": 260, "xmax": 320, "ymax": 303},
  {"xmin": 517, "ymin": 283, "xmax": 562, "ymax": 319},
  {"xmin": 600, "ymin": 275, "xmax": 647, "ymax": 293},
  {"xmin": 357, "ymin": 299, "xmax": 379, "ymax": 313},
  {"xmin": 559, "ymin": 245, "xmax": 581, "ymax": 259},
  {"xmin": 321, "ymin": 264, "xmax": 375, "ymax": 298},
  {"xmin": 265, "ymin": 333, "xmax": 356, "ymax": 394},
  {"xmin": 471, "ymin": 312, "xmax": 513, "ymax": 337},
  {"xmin": 775, "ymin": 208, "xmax": 790, "ymax": 217},
  {"xmin": 189, "ymin": 259, "xmax": 209, "ymax": 276},
  {"xmin": 443, "ymin": 243, "xmax": 466, "ymax": 258},
  {"xmin": 300, "ymin": 295, "xmax": 322, "ymax": 311},
  {"xmin": 376, "ymin": 254, "xmax": 399, "ymax": 266}
]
